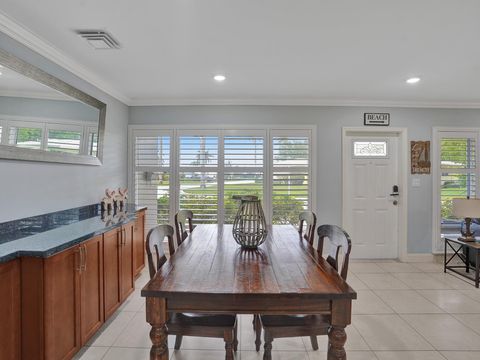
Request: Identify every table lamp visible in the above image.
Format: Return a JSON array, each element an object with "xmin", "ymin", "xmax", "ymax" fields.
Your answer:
[{"xmin": 452, "ymin": 198, "xmax": 480, "ymax": 241}]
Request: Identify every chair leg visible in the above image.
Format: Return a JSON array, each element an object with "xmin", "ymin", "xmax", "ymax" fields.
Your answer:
[
  {"xmin": 224, "ymin": 329, "xmax": 234, "ymax": 360},
  {"xmin": 174, "ymin": 335, "xmax": 183, "ymax": 350},
  {"xmin": 252, "ymin": 314, "xmax": 257, "ymax": 330},
  {"xmin": 233, "ymin": 320, "xmax": 239, "ymax": 352},
  {"xmin": 310, "ymin": 335, "xmax": 319, "ymax": 350},
  {"xmin": 255, "ymin": 314, "xmax": 262, "ymax": 351},
  {"xmin": 263, "ymin": 330, "xmax": 273, "ymax": 360}
]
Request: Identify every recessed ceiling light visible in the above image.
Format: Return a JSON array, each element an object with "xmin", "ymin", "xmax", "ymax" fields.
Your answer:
[
  {"xmin": 214, "ymin": 74, "xmax": 226, "ymax": 82},
  {"xmin": 406, "ymin": 77, "xmax": 421, "ymax": 84}
]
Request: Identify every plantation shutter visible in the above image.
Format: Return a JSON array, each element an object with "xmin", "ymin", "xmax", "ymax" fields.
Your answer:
[
  {"xmin": 46, "ymin": 125, "xmax": 82, "ymax": 154},
  {"xmin": 437, "ymin": 131, "xmax": 479, "ymax": 252},
  {"xmin": 133, "ymin": 130, "xmax": 172, "ymax": 231},
  {"xmin": 223, "ymin": 132, "xmax": 266, "ymax": 223},
  {"xmin": 178, "ymin": 134, "xmax": 219, "ymax": 224},
  {"xmin": 271, "ymin": 130, "xmax": 311, "ymax": 224},
  {"xmin": 440, "ymin": 134, "xmax": 477, "ymax": 219}
]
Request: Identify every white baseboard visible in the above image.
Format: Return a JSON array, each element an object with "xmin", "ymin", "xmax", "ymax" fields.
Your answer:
[{"xmin": 400, "ymin": 253, "xmax": 435, "ymax": 263}]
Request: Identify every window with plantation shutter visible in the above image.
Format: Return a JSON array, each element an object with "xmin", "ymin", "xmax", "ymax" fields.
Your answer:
[
  {"xmin": 440, "ymin": 133, "xmax": 477, "ymax": 234},
  {"xmin": 130, "ymin": 127, "xmax": 314, "ymax": 228},
  {"xmin": 9, "ymin": 124, "xmax": 43, "ymax": 149},
  {"xmin": 224, "ymin": 133, "xmax": 265, "ymax": 223},
  {"xmin": 178, "ymin": 134, "xmax": 219, "ymax": 224},
  {"xmin": 272, "ymin": 131, "xmax": 311, "ymax": 224},
  {"xmin": 133, "ymin": 131, "xmax": 172, "ymax": 231},
  {"xmin": 86, "ymin": 127, "xmax": 98, "ymax": 156},
  {"xmin": 46, "ymin": 126, "xmax": 82, "ymax": 154}
]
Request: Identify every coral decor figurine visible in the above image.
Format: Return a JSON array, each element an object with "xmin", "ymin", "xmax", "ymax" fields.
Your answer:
[
  {"xmin": 101, "ymin": 189, "xmax": 115, "ymax": 213},
  {"xmin": 115, "ymin": 188, "xmax": 128, "ymax": 210}
]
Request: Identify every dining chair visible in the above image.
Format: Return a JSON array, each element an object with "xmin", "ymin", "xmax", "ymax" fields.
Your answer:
[
  {"xmin": 258, "ymin": 224, "xmax": 352, "ymax": 360},
  {"xmin": 298, "ymin": 211, "xmax": 317, "ymax": 245},
  {"xmin": 146, "ymin": 224, "xmax": 238, "ymax": 359},
  {"xmin": 252, "ymin": 210, "xmax": 318, "ymax": 349},
  {"xmin": 174, "ymin": 210, "xmax": 194, "ymax": 247}
]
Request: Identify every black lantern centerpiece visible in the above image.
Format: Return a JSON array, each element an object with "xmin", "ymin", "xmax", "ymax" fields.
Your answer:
[{"xmin": 232, "ymin": 195, "xmax": 268, "ymax": 249}]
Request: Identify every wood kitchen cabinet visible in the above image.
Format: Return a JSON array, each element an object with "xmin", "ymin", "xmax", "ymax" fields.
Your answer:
[
  {"xmin": 21, "ymin": 235, "xmax": 104, "ymax": 360},
  {"xmin": 133, "ymin": 209, "xmax": 146, "ymax": 277},
  {"xmin": 103, "ymin": 227, "xmax": 121, "ymax": 319},
  {"xmin": 0, "ymin": 259, "xmax": 21, "ymax": 360},
  {"xmin": 120, "ymin": 221, "xmax": 135, "ymax": 301},
  {"xmin": 103, "ymin": 221, "xmax": 135, "ymax": 320},
  {"xmin": 79, "ymin": 235, "xmax": 104, "ymax": 344}
]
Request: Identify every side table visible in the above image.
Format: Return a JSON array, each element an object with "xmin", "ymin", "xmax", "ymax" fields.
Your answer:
[{"xmin": 444, "ymin": 237, "xmax": 480, "ymax": 288}]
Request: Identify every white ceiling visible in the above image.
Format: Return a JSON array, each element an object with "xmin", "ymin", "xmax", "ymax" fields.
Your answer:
[{"xmin": 1, "ymin": 0, "xmax": 480, "ymax": 107}]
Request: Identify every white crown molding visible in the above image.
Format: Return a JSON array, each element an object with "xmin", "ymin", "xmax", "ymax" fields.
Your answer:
[
  {"xmin": 129, "ymin": 96, "xmax": 480, "ymax": 108},
  {"xmin": 0, "ymin": 11, "xmax": 130, "ymax": 105}
]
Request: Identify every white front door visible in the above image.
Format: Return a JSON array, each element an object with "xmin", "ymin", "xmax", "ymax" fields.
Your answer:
[{"xmin": 343, "ymin": 133, "xmax": 400, "ymax": 259}]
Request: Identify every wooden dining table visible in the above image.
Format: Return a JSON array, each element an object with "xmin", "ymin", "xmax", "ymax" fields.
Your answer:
[{"xmin": 141, "ymin": 224, "xmax": 357, "ymax": 360}]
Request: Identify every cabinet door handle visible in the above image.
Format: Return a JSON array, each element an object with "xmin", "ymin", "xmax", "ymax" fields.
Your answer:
[
  {"xmin": 117, "ymin": 229, "xmax": 122, "ymax": 248},
  {"xmin": 82, "ymin": 245, "xmax": 87, "ymax": 272},
  {"xmin": 123, "ymin": 228, "xmax": 127, "ymax": 246},
  {"xmin": 75, "ymin": 247, "xmax": 82, "ymax": 272}
]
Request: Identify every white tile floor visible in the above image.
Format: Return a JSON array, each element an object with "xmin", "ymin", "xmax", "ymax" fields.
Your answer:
[{"xmin": 74, "ymin": 260, "xmax": 480, "ymax": 360}]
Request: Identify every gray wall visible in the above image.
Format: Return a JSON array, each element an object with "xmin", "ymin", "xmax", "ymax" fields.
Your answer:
[
  {"xmin": 130, "ymin": 105, "xmax": 480, "ymax": 253},
  {"xmin": 0, "ymin": 32, "xmax": 129, "ymax": 222},
  {"xmin": 0, "ymin": 96, "xmax": 99, "ymax": 123}
]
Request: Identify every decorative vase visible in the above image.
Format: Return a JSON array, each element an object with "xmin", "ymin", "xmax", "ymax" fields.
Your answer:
[{"xmin": 232, "ymin": 195, "xmax": 268, "ymax": 249}]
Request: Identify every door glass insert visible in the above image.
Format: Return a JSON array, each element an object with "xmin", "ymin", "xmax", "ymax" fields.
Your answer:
[{"xmin": 353, "ymin": 141, "xmax": 388, "ymax": 157}]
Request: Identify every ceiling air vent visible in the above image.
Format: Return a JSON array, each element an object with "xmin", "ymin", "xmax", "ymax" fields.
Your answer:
[{"xmin": 76, "ymin": 30, "xmax": 121, "ymax": 50}]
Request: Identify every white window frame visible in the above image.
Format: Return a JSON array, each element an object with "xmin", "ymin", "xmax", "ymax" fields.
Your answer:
[
  {"xmin": 432, "ymin": 127, "xmax": 480, "ymax": 254},
  {"xmin": 0, "ymin": 119, "xmax": 7, "ymax": 145},
  {"xmin": 83, "ymin": 126, "xmax": 99, "ymax": 155},
  {"xmin": 270, "ymin": 129, "xmax": 313, "ymax": 224},
  {"xmin": 0, "ymin": 114, "xmax": 97, "ymax": 155},
  {"xmin": 130, "ymin": 129, "xmax": 175, "ymax": 226},
  {"xmin": 5, "ymin": 119, "xmax": 46, "ymax": 149},
  {"xmin": 177, "ymin": 130, "xmax": 221, "ymax": 223},
  {"xmin": 45, "ymin": 122, "xmax": 83, "ymax": 154},
  {"xmin": 223, "ymin": 129, "xmax": 267, "ymax": 224},
  {"xmin": 128, "ymin": 124, "xmax": 316, "ymax": 227}
]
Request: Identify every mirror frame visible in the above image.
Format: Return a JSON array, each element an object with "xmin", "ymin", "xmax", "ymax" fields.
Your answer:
[{"xmin": 0, "ymin": 48, "xmax": 106, "ymax": 166}]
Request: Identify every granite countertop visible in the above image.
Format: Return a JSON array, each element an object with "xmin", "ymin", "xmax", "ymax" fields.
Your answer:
[{"xmin": 0, "ymin": 204, "xmax": 147, "ymax": 264}]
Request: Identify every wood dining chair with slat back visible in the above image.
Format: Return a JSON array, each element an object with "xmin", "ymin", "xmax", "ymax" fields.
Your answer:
[
  {"xmin": 146, "ymin": 224, "xmax": 238, "ymax": 359},
  {"xmin": 145, "ymin": 224, "xmax": 175, "ymax": 278},
  {"xmin": 174, "ymin": 210, "xmax": 194, "ymax": 247},
  {"xmin": 299, "ymin": 211, "xmax": 317, "ymax": 245},
  {"xmin": 258, "ymin": 224, "xmax": 352, "ymax": 360},
  {"xmin": 253, "ymin": 211, "xmax": 317, "ymax": 350}
]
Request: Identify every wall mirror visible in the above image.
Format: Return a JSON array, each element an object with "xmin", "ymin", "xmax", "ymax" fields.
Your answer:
[{"xmin": 0, "ymin": 48, "xmax": 106, "ymax": 165}]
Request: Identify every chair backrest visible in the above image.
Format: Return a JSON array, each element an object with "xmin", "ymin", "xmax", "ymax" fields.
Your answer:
[
  {"xmin": 174, "ymin": 210, "xmax": 194, "ymax": 246},
  {"xmin": 316, "ymin": 224, "xmax": 352, "ymax": 280},
  {"xmin": 145, "ymin": 224, "xmax": 175, "ymax": 279},
  {"xmin": 299, "ymin": 211, "xmax": 317, "ymax": 245}
]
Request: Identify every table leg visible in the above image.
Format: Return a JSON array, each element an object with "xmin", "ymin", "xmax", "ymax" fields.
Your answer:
[
  {"xmin": 466, "ymin": 247, "xmax": 470, "ymax": 273},
  {"xmin": 476, "ymin": 251, "xmax": 480, "ymax": 288},
  {"xmin": 444, "ymin": 239, "xmax": 447, "ymax": 273},
  {"xmin": 146, "ymin": 297, "xmax": 168, "ymax": 360},
  {"xmin": 328, "ymin": 326, "xmax": 347, "ymax": 360}
]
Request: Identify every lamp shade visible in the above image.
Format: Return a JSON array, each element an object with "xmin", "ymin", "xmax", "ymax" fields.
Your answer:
[{"xmin": 452, "ymin": 198, "xmax": 480, "ymax": 218}]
